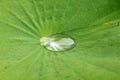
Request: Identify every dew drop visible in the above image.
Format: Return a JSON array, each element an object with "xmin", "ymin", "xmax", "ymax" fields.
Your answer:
[{"xmin": 40, "ymin": 34, "xmax": 75, "ymax": 51}]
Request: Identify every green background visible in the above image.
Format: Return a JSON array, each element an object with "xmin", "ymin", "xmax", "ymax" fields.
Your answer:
[{"xmin": 0, "ymin": 0, "xmax": 120, "ymax": 80}]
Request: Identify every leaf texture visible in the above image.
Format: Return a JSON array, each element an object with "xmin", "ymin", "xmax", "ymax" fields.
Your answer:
[{"xmin": 0, "ymin": 0, "xmax": 120, "ymax": 80}]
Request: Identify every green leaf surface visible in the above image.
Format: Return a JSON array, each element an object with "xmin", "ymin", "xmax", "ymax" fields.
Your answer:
[{"xmin": 0, "ymin": 0, "xmax": 120, "ymax": 80}]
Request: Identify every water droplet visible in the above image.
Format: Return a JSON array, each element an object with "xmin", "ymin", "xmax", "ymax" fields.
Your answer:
[{"xmin": 40, "ymin": 34, "xmax": 75, "ymax": 51}]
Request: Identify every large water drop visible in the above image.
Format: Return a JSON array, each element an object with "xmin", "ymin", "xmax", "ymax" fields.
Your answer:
[{"xmin": 40, "ymin": 34, "xmax": 75, "ymax": 51}]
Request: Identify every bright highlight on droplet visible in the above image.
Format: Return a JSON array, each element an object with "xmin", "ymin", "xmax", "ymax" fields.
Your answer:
[{"xmin": 40, "ymin": 34, "xmax": 75, "ymax": 51}]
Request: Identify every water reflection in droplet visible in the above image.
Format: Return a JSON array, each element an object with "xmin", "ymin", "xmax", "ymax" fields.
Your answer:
[{"xmin": 40, "ymin": 34, "xmax": 75, "ymax": 51}]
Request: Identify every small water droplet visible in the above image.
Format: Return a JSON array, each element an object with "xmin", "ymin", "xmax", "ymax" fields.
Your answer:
[{"xmin": 40, "ymin": 34, "xmax": 75, "ymax": 51}]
